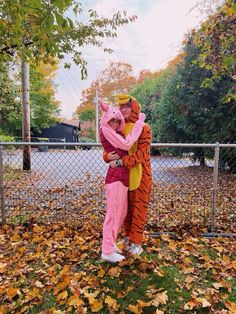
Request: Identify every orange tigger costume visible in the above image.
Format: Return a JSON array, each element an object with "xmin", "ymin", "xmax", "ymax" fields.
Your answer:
[{"xmin": 104, "ymin": 96, "xmax": 152, "ymax": 244}]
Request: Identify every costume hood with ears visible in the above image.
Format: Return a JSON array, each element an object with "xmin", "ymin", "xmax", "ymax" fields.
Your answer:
[
  {"xmin": 99, "ymin": 101, "xmax": 145, "ymax": 151},
  {"xmin": 100, "ymin": 102, "xmax": 125, "ymax": 132},
  {"xmin": 115, "ymin": 94, "xmax": 141, "ymax": 123}
]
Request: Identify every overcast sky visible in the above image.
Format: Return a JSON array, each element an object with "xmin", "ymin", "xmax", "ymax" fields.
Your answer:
[{"xmin": 54, "ymin": 0, "xmax": 209, "ymax": 119}]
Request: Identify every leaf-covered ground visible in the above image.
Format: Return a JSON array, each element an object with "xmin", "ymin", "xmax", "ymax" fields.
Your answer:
[
  {"xmin": 1, "ymin": 166, "xmax": 236, "ymax": 313},
  {"xmin": 4, "ymin": 166, "xmax": 236, "ymax": 233},
  {"xmin": 0, "ymin": 219, "xmax": 236, "ymax": 314}
]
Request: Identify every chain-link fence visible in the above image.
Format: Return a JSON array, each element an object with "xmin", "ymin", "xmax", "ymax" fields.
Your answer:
[{"xmin": 0, "ymin": 142, "xmax": 235, "ymax": 235}]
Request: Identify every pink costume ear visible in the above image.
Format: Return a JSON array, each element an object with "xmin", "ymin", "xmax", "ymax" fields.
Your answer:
[
  {"xmin": 100, "ymin": 102, "xmax": 109, "ymax": 112},
  {"xmin": 100, "ymin": 102, "xmax": 109, "ymax": 128}
]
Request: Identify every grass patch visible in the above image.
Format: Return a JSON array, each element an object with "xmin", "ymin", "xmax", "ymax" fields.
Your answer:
[
  {"xmin": 8, "ymin": 214, "xmax": 31, "ymax": 225},
  {"xmin": 3, "ymin": 165, "xmax": 23, "ymax": 181}
]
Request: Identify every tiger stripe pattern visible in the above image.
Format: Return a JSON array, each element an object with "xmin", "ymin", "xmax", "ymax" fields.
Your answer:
[{"xmin": 121, "ymin": 98, "xmax": 152, "ymax": 244}]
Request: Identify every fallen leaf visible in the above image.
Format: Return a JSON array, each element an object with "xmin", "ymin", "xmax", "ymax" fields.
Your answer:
[
  {"xmin": 224, "ymin": 301, "xmax": 236, "ymax": 313},
  {"xmin": 105, "ymin": 296, "xmax": 119, "ymax": 311},
  {"xmin": 152, "ymin": 291, "xmax": 168, "ymax": 307},
  {"xmin": 127, "ymin": 304, "xmax": 142, "ymax": 314},
  {"xmin": 7, "ymin": 287, "xmax": 19, "ymax": 299}
]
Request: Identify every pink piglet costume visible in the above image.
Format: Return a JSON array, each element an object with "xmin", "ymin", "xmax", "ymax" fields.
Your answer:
[{"xmin": 99, "ymin": 102, "xmax": 145, "ymax": 255}]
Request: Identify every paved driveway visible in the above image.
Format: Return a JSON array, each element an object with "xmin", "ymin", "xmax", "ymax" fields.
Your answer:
[{"xmin": 3, "ymin": 148, "xmax": 208, "ymax": 186}]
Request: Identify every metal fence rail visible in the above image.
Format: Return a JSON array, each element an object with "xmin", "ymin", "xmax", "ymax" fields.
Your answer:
[{"xmin": 0, "ymin": 142, "xmax": 235, "ymax": 235}]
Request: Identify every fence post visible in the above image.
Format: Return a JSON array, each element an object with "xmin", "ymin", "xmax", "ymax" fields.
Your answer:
[
  {"xmin": 211, "ymin": 142, "xmax": 220, "ymax": 232},
  {"xmin": 0, "ymin": 145, "xmax": 6, "ymax": 224}
]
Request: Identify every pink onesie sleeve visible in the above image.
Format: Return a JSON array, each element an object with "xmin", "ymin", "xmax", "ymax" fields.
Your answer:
[{"xmin": 102, "ymin": 120, "xmax": 144, "ymax": 151}]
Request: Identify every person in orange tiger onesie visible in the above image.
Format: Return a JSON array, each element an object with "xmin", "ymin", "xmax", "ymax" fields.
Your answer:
[{"xmin": 104, "ymin": 95, "xmax": 152, "ymax": 255}]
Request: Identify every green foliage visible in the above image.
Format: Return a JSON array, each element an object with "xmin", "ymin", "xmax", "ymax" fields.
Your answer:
[
  {"xmin": 131, "ymin": 69, "xmax": 174, "ymax": 141},
  {"xmin": 0, "ymin": 1, "xmax": 137, "ymax": 79},
  {"xmin": 79, "ymin": 137, "xmax": 95, "ymax": 143},
  {"xmin": 193, "ymin": 0, "xmax": 236, "ymax": 92},
  {"xmin": 87, "ymin": 129, "xmax": 96, "ymax": 141},
  {"xmin": 78, "ymin": 107, "xmax": 95, "ymax": 122},
  {"xmin": 0, "ymin": 62, "xmax": 21, "ymax": 135},
  {"xmin": 29, "ymin": 66, "xmax": 60, "ymax": 131},
  {"xmin": 157, "ymin": 37, "xmax": 236, "ymax": 169},
  {"xmin": 0, "ymin": 133, "xmax": 15, "ymax": 142},
  {"xmin": 0, "ymin": 61, "xmax": 60, "ymax": 136}
]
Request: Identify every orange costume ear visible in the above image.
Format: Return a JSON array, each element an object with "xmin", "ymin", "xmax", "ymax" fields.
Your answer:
[{"xmin": 129, "ymin": 98, "xmax": 140, "ymax": 123}]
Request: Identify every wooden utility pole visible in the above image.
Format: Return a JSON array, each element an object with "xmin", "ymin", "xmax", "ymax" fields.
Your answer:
[{"xmin": 21, "ymin": 60, "xmax": 31, "ymax": 171}]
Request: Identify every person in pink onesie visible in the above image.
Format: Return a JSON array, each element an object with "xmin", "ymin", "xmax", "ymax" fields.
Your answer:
[{"xmin": 99, "ymin": 102, "xmax": 145, "ymax": 263}]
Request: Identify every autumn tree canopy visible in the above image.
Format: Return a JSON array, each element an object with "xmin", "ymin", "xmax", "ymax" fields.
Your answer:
[
  {"xmin": 0, "ymin": 1, "xmax": 137, "ymax": 78},
  {"xmin": 75, "ymin": 61, "xmax": 137, "ymax": 122}
]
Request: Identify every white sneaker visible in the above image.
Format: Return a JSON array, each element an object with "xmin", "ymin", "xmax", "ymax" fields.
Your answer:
[
  {"xmin": 101, "ymin": 252, "xmax": 125, "ymax": 263},
  {"xmin": 114, "ymin": 244, "xmax": 122, "ymax": 254},
  {"xmin": 128, "ymin": 243, "xmax": 143, "ymax": 256}
]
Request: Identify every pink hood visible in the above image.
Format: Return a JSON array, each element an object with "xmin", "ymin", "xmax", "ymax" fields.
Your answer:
[
  {"xmin": 100, "ymin": 102, "xmax": 125, "ymax": 132},
  {"xmin": 99, "ymin": 102, "xmax": 145, "ymax": 151}
]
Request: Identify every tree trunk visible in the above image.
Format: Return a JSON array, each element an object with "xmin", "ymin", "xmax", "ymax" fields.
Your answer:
[{"xmin": 21, "ymin": 60, "xmax": 31, "ymax": 171}]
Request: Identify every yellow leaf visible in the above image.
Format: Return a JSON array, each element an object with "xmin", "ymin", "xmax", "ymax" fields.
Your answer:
[
  {"xmin": 0, "ymin": 263, "xmax": 7, "ymax": 273},
  {"xmin": 68, "ymin": 295, "xmax": 84, "ymax": 307},
  {"xmin": 90, "ymin": 300, "xmax": 103, "ymax": 312},
  {"xmin": 55, "ymin": 231, "xmax": 65, "ymax": 238},
  {"xmin": 154, "ymin": 268, "xmax": 165, "ymax": 277},
  {"xmin": 185, "ymin": 276, "xmax": 194, "ymax": 284},
  {"xmin": 10, "ymin": 232, "xmax": 20, "ymax": 241},
  {"xmin": 56, "ymin": 290, "xmax": 68, "ymax": 301},
  {"xmin": 97, "ymin": 268, "xmax": 105, "ymax": 277},
  {"xmin": 127, "ymin": 304, "xmax": 142, "ymax": 314},
  {"xmin": 53, "ymin": 277, "xmax": 71, "ymax": 295},
  {"xmin": 0, "ymin": 305, "xmax": 6, "ymax": 314},
  {"xmin": 198, "ymin": 297, "xmax": 211, "ymax": 307},
  {"xmin": 117, "ymin": 291, "xmax": 127, "ymax": 299},
  {"xmin": 105, "ymin": 296, "xmax": 119, "ymax": 310},
  {"xmin": 168, "ymin": 241, "xmax": 177, "ymax": 250},
  {"xmin": 59, "ymin": 265, "xmax": 71, "ymax": 276},
  {"xmin": 127, "ymin": 286, "xmax": 135, "ymax": 292},
  {"xmin": 84, "ymin": 291, "xmax": 99, "ymax": 301},
  {"xmin": 224, "ymin": 301, "xmax": 236, "ymax": 312},
  {"xmin": 212, "ymin": 282, "xmax": 224, "ymax": 289},
  {"xmin": 137, "ymin": 300, "xmax": 152, "ymax": 307},
  {"xmin": 19, "ymin": 306, "xmax": 28, "ymax": 313},
  {"xmin": 7, "ymin": 287, "xmax": 19, "ymax": 299},
  {"xmin": 152, "ymin": 291, "xmax": 168, "ymax": 307},
  {"xmin": 33, "ymin": 225, "xmax": 43, "ymax": 233},
  {"xmin": 25, "ymin": 287, "xmax": 41, "ymax": 301},
  {"xmin": 184, "ymin": 300, "xmax": 197, "ymax": 310}
]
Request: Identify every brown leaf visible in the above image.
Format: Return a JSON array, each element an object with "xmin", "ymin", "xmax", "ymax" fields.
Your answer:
[{"xmin": 108, "ymin": 266, "xmax": 121, "ymax": 277}]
